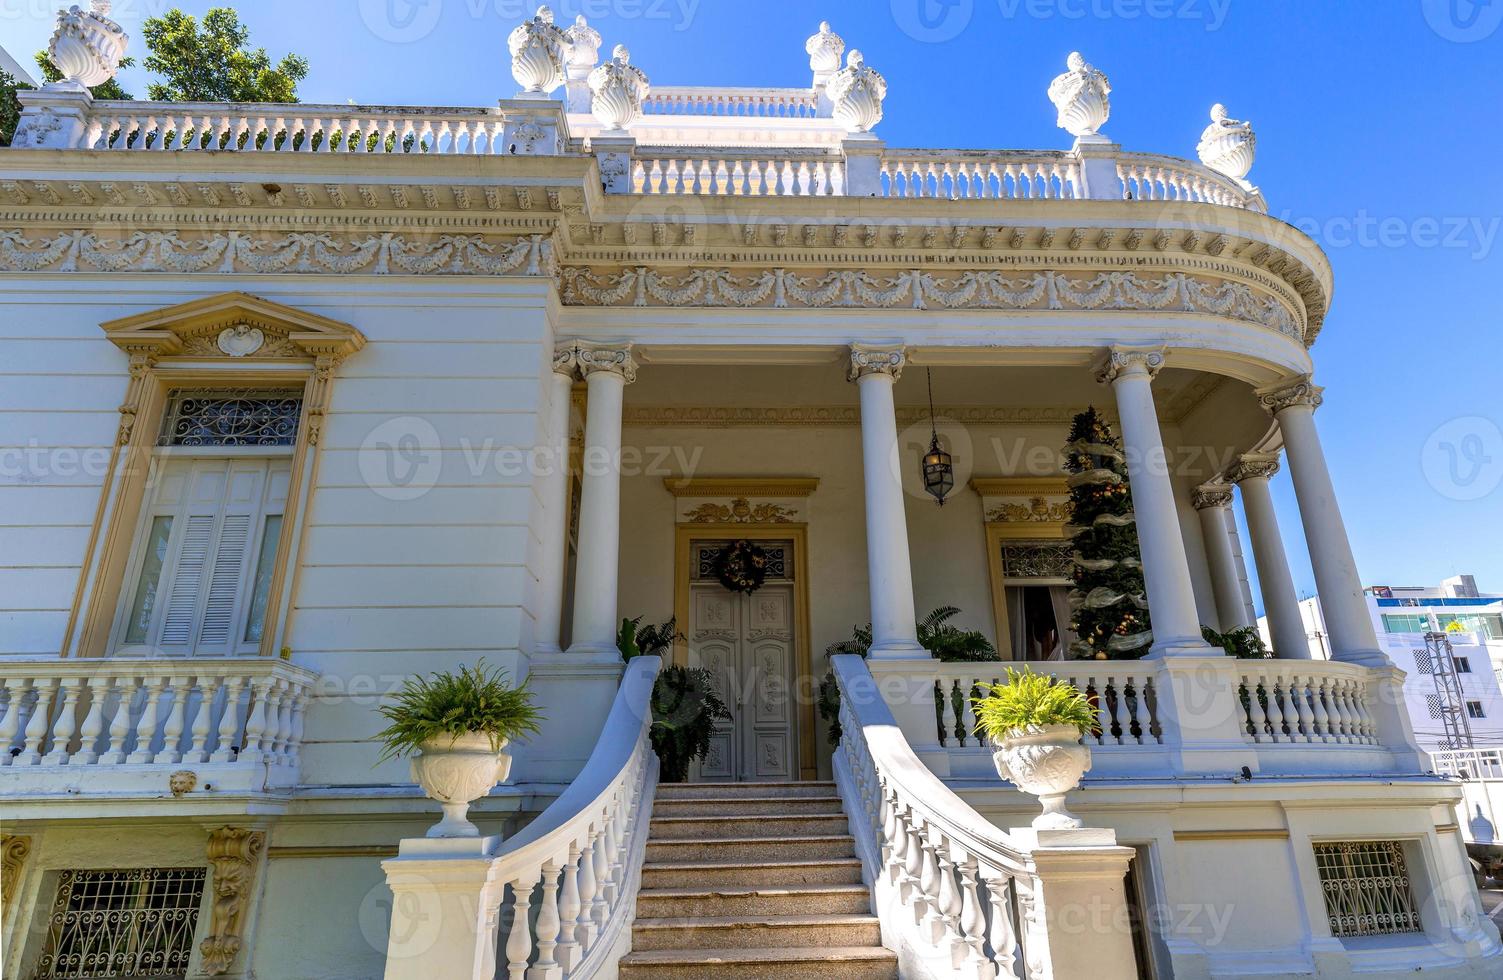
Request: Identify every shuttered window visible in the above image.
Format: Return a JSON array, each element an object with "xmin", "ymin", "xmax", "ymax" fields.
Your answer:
[{"xmin": 113, "ymin": 456, "xmax": 293, "ymax": 657}]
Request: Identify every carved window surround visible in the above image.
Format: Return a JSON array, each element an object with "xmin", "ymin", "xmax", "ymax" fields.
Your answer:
[
  {"xmin": 972, "ymin": 477, "xmax": 1073, "ymax": 656},
  {"xmin": 64, "ymin": 292, "xmax": 366, "ymax": 660}
]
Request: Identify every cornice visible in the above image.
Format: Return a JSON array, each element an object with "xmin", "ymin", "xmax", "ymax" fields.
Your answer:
[
  {"xmin": 970, "ymin": 477, "xmax": 1070, "ymax": 496},
  {"xmin": 625, "ymin": 405, "xmax": 1148, "ymax": 426}
]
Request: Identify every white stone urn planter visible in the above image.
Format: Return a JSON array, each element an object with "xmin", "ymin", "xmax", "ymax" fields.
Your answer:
[
  {"xmin": 992, "ymin": 724, "xmax": 1092, "ymax": 830},
  {"xmin": 410, "ymin": 733, "xmax": 510, "ymax": 838}
]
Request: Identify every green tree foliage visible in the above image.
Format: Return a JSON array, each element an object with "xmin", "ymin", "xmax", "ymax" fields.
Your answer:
[
  {"xmin": 33, "ymin": 51, "xmax": 134, "ymax": 100},
  {"xmin": 1064, "ymin": 408, "xmax": 1152, "ymax": 659},
  {"xmin": 141, "ymin": 8, "xmax": 307, "ymax": 103},
  {"xmin": 0, "ymin": 71, "xmax": 25, "ymax": 147}
]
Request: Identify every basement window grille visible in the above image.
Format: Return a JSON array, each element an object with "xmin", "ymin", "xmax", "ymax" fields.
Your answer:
[
  {"xmin": 1313, "ymin": 841, "xmax": 1422, "ymax": 938},
  {"xmin": 34, "ymin": 868, "xmax": 206, "ymax": 979},
  {"xmin": 159, "ymin": 388, "xmax": 303, "ymax": 447}
]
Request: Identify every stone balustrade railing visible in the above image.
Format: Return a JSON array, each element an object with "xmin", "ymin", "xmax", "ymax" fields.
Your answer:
[
  {"xmin": 382, "ymin": 654, "xmax": 661, "ymax": 980},
  {"xmin": 831, "ymin": 654, "xmax": 1139, "ymax": 979},
  {"xmin": 632, "ymin": 147, "xmax": 846, "ymax": 196},
  {"xmin": 886, "ymin": 656, "xmax": 1405, "ymax": 780},
  {"xmin": 1116, "ymin": 152, "xmax": 1257, "ymax": 208},
  {"xmin": 878, "ymin": 150, "xmax": 1082, "ymax": 200},
  {"xmin": 640, "ymin": 85, "xmax": 821, "ymax": 118},
  {"xmin": 0, "ymin": 658, "xmax": 316, "ymax": 795}
]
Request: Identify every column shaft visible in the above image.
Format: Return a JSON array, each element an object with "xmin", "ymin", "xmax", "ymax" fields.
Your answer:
[
  {"xmin": 1264, "ymin": 381, "xmax": 1386, "ymax": 666},
  {"xmin": 1193, "ymin": 487, "xmax": 1253, "ymax": 630},
  {"xmin": 565, "ymin": 347, "xmax": 635, "ymax": 660},
  {"xmin": 851, "ymin": 346, "xmax": 927, "ymax": 659},
  {"xmin": 1100, "ymin": 348, "xmax": 1213, "ymax": 657},
  {"xmin": 1231, "ymin": 459, "xmax": 1310, "ymax": 659}
]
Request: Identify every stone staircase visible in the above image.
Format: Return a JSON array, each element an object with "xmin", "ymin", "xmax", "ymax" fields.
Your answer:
[{"xmin": 619, "ymin": 781, "xmax": 898, "ymax": 979}]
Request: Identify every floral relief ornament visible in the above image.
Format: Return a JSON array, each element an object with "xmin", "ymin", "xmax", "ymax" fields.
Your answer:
[
  {"xmin": 988, "ymin": 497, "xmax": 1070, "ymax": 523},
  {"xmin": 683, "ymin": 497, "xmax": 797, "ymax": 524}
]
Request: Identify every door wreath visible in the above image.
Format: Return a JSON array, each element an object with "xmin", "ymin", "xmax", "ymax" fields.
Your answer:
[{"xmin": 713, "ymin": 539, "xmax": 768, "ymax": 594}]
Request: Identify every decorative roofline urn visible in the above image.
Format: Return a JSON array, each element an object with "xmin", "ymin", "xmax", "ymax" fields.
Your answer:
[
  {"xmin": 46, "ymin": 0, "xmax": 128, "ymax": 91},
  {"xmin": 508, "ymin": 5, "xmax": 568, "ymax": 95},
  {"xmin": 828, "ymin": 49, "xmax": 886, "ymax": 135},
  {"xmin": 588, "ymin": 44, "xmax": 650, "ymax": 134},
  {"xmin": 1197, "ymin": 103, "xmax": 1258, "ymax": 186},
  {"xmin": 805, "ymin": 21, "xmax": 845, "ymax": 87},
  {"xmin": 1047, "ymin": 51, "xmax": 1111, "ymax": 143},
  {"xmin": 564, "ymin": 13, "xmax": 602, "ymax": 70}
]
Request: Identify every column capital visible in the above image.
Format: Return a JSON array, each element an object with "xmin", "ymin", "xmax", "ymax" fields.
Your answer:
[
  {"xmin": 1228, "ymin": 452, "xmax": 1280, "ymax": 484},
  {"xmin": 848, "ymin": 343, "xmax": 907, "ymax": 382},
  {"xmin": 575, "ymin": 343, "xmax": 637, "ymax": 382},
  {"xmin": 1095, "ymin": 344, "xmax": 1166, "ymax": 384},
  {"xmin": 1257, "ymin": 375, "xmax": 1323, "ymax": 415},
  {"xmin": 551, "ymin": 343, "xmax": 578, "ymax": 378},
  {"xmin": 1191, "ymin": 484, "xmax": 1234, "ymax": 510}
]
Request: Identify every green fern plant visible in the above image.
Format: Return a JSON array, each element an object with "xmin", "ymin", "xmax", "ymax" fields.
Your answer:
[
  {"xmin": 1202, "ymin": 625, "xmax": 1273, "ymax": 659},
  {"xmin": 972, "ymin": 667, "xmax": 1096, "ymax": 741},
  {"xmin": 375, "ymin": 661, "xmax": 542, "ymax": 762},
  {"xmin": 618, "ymin": 616, "xmax": 682, "ymax": 659}
]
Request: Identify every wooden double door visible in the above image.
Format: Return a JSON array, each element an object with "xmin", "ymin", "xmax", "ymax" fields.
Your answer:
[{"xmin": 687, "ymin": 551, "xmax": 797, "ymax": 781}]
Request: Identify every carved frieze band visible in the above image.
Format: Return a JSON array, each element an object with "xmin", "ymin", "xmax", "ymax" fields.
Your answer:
[
  {"xmin": 561, "ymin": 266, "xmax": 1301, "ymax": 340},
  {"xmin": 0, "ymin": 229, "xmax": 556, "ymax": 277}
]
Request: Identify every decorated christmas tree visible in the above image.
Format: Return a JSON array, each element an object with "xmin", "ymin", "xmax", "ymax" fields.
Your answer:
[{"xmin": 1063, "ymin": 407, "xmax": 1152, "ymax": 659}]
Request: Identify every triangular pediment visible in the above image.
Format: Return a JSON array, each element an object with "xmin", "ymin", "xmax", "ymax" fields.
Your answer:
[{"xmin": 99, "ymin": 291, "xmax": 365, "ymax": 360}]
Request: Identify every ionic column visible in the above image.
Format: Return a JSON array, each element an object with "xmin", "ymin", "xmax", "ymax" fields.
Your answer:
[
  {"xmin": 1259, "ymin": 377, "xmax": 1387, "ymax": 667},
  {"xmin": 564, "ymin": 344, "xmax": 636, "ymax": 662},
  {"xmin": 532, "ymin": 346, "xmax": 577, "ymax": 658},
  {"xmin": 1227, "ymin": 455, "xmax": 1310, "ymax": 659},
  {"xmin": 849, "ymin": 344, "xmax": 928, "ymax": 659},
  {"xmin": 1191, "ymin": 484, "xmax": 1252, "ymax": 630},
  {"xmin": 1096, "ymin": 347, "xmax": 1213, "ymax": 657}
]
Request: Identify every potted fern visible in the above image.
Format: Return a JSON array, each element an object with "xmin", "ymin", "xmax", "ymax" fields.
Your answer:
[
  {"xmin": 618, "ymin": 616, "xmax": 732, "ymax": 782},
  {"xmin": 972, "ymin": 667, "xmax": 1096, "ymax": 830},
  {"xmin": 376, "ymin": 662, "xmax": 542, "ymax": 838}
]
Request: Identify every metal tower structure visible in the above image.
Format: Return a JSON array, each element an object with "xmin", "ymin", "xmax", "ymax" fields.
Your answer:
[{"xmin": 1416, "ymin": 631, "xmax": 1474, "ymax": 750}]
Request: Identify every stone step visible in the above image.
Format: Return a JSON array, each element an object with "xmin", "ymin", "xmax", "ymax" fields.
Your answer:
[
  {"xmin": 640, "ymin": 858, "xmax": 865, "ymax": 889},
  {"xmin": 619, "ymin": 946, "xmax": 898, "ymax": 979},
  {"xmin": 645, "ymin": 834, "xmax": 855, "ymax": 864},
  {"xmin": 654, "ymin": 780, "xmax": 838, "ymax": 800},
  {"xmin": 651, "ymin": 795, "xmax": 846, "ymax": 817},
  {"xmin": 649, "ymin": 813, "xmax": 851, "ymax": 840},
  {"xmin": 631, "ymin": 913, "xmax": 883, "ymax": 951},
  {"xmin": 635, "ymin": 883, "xmax": 873, "ymax": 917}
]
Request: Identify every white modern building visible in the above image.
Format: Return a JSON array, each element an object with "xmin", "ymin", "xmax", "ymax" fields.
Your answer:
[
  {"xmin": 1, "ymin": 6, "xmax": 1498, "ymax": 980},
  {"xmin": 1257, "ymin": 577, "xmax": 1503, "ymax": 752},
  {"xmin": 0, "ymin": 42, "xmax": 39, "ymax": 88}
]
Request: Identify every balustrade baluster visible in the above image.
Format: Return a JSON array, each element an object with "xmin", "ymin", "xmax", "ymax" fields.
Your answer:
[
  {"xmin": 239, "ymin": 678, "xmax": 272, "ymax": 765},
  {"xmin": 575, "ymin": 830, "xmax": 600, "ymax": 948},
  {"xmin": 1276, "ymin": 675, "xmax": 1303, "ymax": 741},
  {"xmin": 126, "ymin": 676, "xmax": 166, "ymax": 763},
  {"xmin": 210, "ymin": 676, "xmax": 245, "ymax": 761},
  {"xmin": 590, "ymin": 827, "xmax": 610, "ymax": 930},
  {"xmin": 1303, "ymin": 675, "xmax": 1329, "ymax": 741},
  {"xmin": 68, "ymin": 676, "xmax": 108, "ymax": 765},
  {"xmin": 184, "ymin": 675, "xmax": 215, "ymax": 762},
  {"xmin": 1261, "ymin": 677, "xmax": 1287, "ymax": 741},
  {"xmin": 41, "ymin": 678, "xmax": 83, "ymax": 765},
  {"xmin": 957, "ymin": 854, "xmax": 994, "ymax": 979},
  {"xmin": 918, "ymin": 824, "xmax": 944, "ymax": 940},
  {"xmin": 271, "ymin": 679, "xmax": 295, "ymax": 763},
  {"xmin": 984, "ymin": 871, "xmax": 1022, "ymax": 979},
  {"xmin": 17, "ymin": 679, "xmax": 57, "ymax": 764},
  {"xmin": 527, "ymin": 861, "xmax": 562, "ymax": 980},
  {"xmin": 556, "ymin": 845, "xmax": 583, "ymax": 969},
  {"xmin": 1105, "ymin": 677, "xmax": 1125, "ymax": 743},
  {"xmin": 934, "ymin": 845, "xmax": 964, "ymax": 951},
  {"xmin": 601, "ymin": 807, "xmax": 621, "ymax": 905},
  {"xmin": 152, "ymin": 675, "xmax": 190, "ymax": 763},
  {"xmin": 1244, "ymin": 676, "xmax": 1269, "ymax": 741},
  {"xmin": 504, "ymin": 875, "xmax": 535, "ymax": 980},
  {"xmin": 0, "ymin": 678, "xmax": 32, "ymax": 764},
  {"xmin": 1319, "ymin": 678, "xmax": 1346, "ymax": 742}
]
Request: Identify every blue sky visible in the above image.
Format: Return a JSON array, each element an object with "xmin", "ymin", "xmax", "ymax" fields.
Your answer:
[{"xmin": 5, "ymin": 0, "xmax": 1501, "ymax": 605}]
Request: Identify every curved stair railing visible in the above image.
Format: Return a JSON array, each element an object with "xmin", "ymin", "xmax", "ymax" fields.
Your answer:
[
  {"xmin": 830, "ymin": 654, "xmax": 1141, "ymax": 980},
  {"xmin": 383, "ymin": 654, "xmax": 661, "ymax": 980}
]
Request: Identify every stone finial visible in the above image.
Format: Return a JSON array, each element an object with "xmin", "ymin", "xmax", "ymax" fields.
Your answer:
[
  {"xmin": 1047, "ymin": 51, "xmax": 1111, "ymax": 140},
  {"xmin": 1197, "ymin": 103, "xmax": 1257, "ymax": 183},
  {"xmin": 828, "ymin": 50, "xmax": 886, "ymax": 135},
  {"xmin": 564, "ymin": 13, "xmax": 602, "ymax": 68},
  {"xmin": 588, "ymin": 44, "xmax": 650, "ymax": 133},
  {"xmin": 806, "ymin": 21, "xmax": 845, "ymax": 83},
  {"xmin": 46, "ymin": 1, "xmax": 129, "ymax": 90},
  {"xmin": 508, "ymin": 5, "xmax": 569, "ymax": 95}
]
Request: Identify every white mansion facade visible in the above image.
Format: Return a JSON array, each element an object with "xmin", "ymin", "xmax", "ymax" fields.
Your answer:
[{"xmin": 1, "ymin": 6, "xmax": 1498, "ymax": 980}]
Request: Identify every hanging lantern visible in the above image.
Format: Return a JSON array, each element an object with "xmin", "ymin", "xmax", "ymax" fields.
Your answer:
[{"xmin": 920, "ymin": 367, "xmax": 953, "ymax": 505}]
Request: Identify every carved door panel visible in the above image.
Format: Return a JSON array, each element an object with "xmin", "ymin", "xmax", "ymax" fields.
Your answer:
[{"xmin": 688, "ymin": 575, "xmax": 797, "ymax": 782}]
